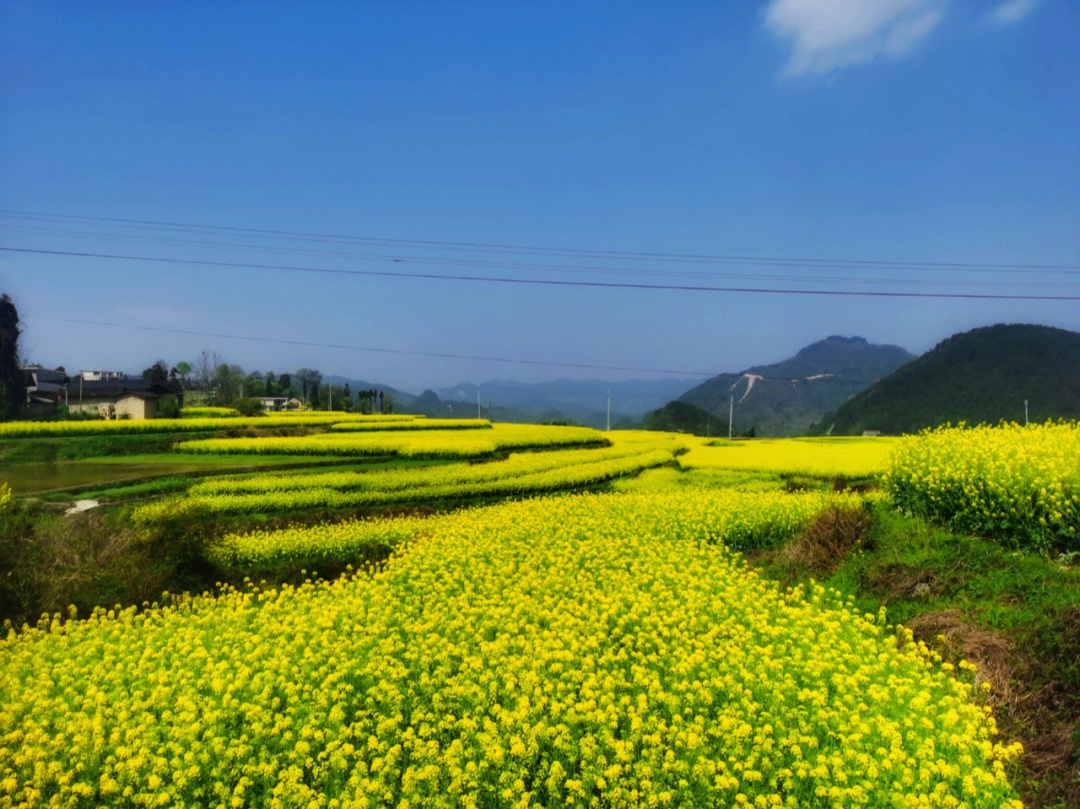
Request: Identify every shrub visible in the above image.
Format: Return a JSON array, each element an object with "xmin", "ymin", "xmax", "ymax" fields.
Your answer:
[
  {"xmin": 156, "ymin": 394, "xmax": 181, "ymax": 419},
  {"xmin": 232, "ymin": 397, "xmax": 266, "ymax": 417}
]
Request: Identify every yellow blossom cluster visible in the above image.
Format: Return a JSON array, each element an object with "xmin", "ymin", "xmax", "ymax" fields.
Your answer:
[
  {"xmin": 179, "ymin": 407, "xmax": 241, "ymax": 418},
  {"xmin": 190, "ymin": 443, "xmax": 661, "ymax": 496},
  {"xmin": 883, "ymin": 421, "xmax": 1080, "ymax": 551},
  {"xmin": 679, "ymin": 436, "xmax": 899, "ymax": 478},
  {"xmin": 328, "ymin": 419, "xmax": 491, "ymax": 432},
  {"xmin": 605, "ymin": 431, "xmax": 693, "ymax": 451},
  {"xmin": 0, "ymin": 482, "xmax": 10, "ymax": 513},
  {"xmin": 175, "ymin": 423, "xmax": 605, "ymax": 458},
  {"xmin": 206, "ymin": 488, "xmax": 845, "ymax": 574},
  {"xmin": 0, "ymin": 412, "xmax": 419, "ymax": 438},
  {"xmin": 1, "ymin": 492, "xmax": 1021, "ymax": 808},
  {"xmin": 137, "ymin": 448, "xmax": 676, "ymax": 521}
]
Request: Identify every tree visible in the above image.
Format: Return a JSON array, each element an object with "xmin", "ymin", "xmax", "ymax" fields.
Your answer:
[
  {"xmin": 265, "ymin": 371, "xmax": 276, "ymax": 397},
  {"xmin": 0, "ymin": 294, "xmax": 24, "ymax": 420},
  {"xmin": 295, "ymin": 368, "xmax": 322, "ymax": 405},
  {"xmin": 233, "ymin": 397, "xmax": 264, "ymax": 417},
  {"xmin": 142, "ymin": 360, "xmax": 169, "ymax": 386},
  {"xmin": 213, "ymin": 363, "xmax": 245, "ymax": 404},
  {"xmin": 247, "ymin": 371, "xmax": 265, "ymax": 398},
  {"xmin": 193, "ymin": 350, "xmax": 219, "ymax": 392},
  {"xmin": 278, "ymin": 373, "xmax": 291, "ymax": 396},
  {"xmin": 173, "ymin": 361, "xmax": 192, "ymax": 387},
  {"xmin": 157, "ymin": 394, "xmax": 182, "ymax": 419}
]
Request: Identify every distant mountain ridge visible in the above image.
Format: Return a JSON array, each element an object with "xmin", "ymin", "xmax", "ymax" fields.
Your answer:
[
  {"xmin": 435, "ymin": 377, "xmax": 695, "ymax": 428},
  {"xmin": 323, "ymin": 376, "xmax": 417, "ymax": 409},
  {"xmin": 810, "ymin": 324, "xmax": 1080, "ymax": 435},
  {"xmin": 678, "ymin": 336, "xmax": 914, "ymax": 436}
]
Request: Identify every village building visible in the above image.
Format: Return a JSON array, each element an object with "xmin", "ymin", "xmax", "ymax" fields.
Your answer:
[
  {"xmin": 77, "ymin": 370, "xmax": 125, "ymax": 382},
  {"xmin": 67, "ymin": 376, "xmax": 180, "ymax": 419},
  {"xmin": 254, "ymin": 396, "xmax": 291, "ymax": 412},
  {"xmin": 22, "ymin": 366, "xmax": 69, "ymax": 416}
]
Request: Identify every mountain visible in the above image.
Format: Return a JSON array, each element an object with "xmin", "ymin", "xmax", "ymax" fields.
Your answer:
[
  {"xmin": 679, "ymin": 336, "xmax": 915, "ymax": 436},
  {"xmin": 810, "ymin": 324, "xmax": 1080, "ymax": 435},
  {"xmin": 435, "ymin": 377, "xmax": 696, "ymax": 429}
]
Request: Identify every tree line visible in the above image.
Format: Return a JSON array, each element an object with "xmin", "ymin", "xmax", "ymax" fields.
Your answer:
[
  {"xmin": 0, "ymin": 294, "xmax": 393, "ymax": 419},
  {"xmin": 157, "ymin": 350, "xmax": 393, "ymax": 413}
]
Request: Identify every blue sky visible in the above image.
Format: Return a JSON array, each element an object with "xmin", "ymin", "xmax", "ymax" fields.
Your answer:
[{"xmin": 1, "ymin": 0, "xmax": 1077, "ymax": 391}]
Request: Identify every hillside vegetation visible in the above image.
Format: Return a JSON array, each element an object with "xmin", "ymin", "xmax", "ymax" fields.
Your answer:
[
  {"xmin": 641, "ymin": 400, "xmax": 728, "ymax": 436},
  {"xmin": 812, "ymin": 325, "xmax": 1080, "ymax": 435}
]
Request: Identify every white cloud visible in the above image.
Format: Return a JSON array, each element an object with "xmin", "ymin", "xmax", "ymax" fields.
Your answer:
[
  {"xmin": 984, "ymin": 0, "xmax": 1039, "ymax": 26},
  {"xmin": 764, "ymin": 0, "xmax": 945, "ymax": 78}
]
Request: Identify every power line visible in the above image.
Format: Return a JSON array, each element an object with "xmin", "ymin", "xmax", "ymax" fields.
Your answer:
[
  {"xmin": 30, "ymin": 315, "xmax": 716, "ymax": 377},
  {"xmin": 3, "ymin": 208, "xmax": 1077, "ymax": 272},
  {"xmin": 4, "ymin": 224, "xmax": 1079, "ymax": 289},
  {"xmin": 6, "ymin": 246, "xmax": 1080, "ymax": 301}
]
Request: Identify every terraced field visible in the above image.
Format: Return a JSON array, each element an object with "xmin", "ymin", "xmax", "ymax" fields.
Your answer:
[
  {"xmin": 175, "ymin": 422, "xmax": 604, "ymax": 458},
  {"xmin": 6, "ymin": 418, "xmax": 1074, "ymax": 807}
]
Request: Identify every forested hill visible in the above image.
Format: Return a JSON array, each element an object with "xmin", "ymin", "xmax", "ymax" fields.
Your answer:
[
  {"xmin": 678, "ymin": 336, "xmax": 914, "ymax": 436},
  {"xmin": 641, "ymin": 400, "xmax": 728, "ymax": 436},
  {"xmin": 810, "ymin": 324, "xmax": 1080, "ymax": 435}
]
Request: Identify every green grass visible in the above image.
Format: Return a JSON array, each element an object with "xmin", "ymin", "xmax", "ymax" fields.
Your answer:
[
  {"xmin": 0, "ymin": 422, "xmax": 331, "ymax": 464},
  {"xmin": 829, "ymin": 508, "xmax": 1080, "ymax": 631},
  {"xmin": 0, "ymin": 432, "xmax": 199, "ymax": 463}
]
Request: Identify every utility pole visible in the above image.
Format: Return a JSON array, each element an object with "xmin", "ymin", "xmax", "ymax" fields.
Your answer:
[
  {"xmin": 728, "ymin": 395, "xmax": 734, "ymax": 441},
  {"xmin": 1024, "ymin": 399, "xmax": 1028, "ymax": 425},
  {"xmin": 606, "ymin": 390, "xmax": 611, "ymax": 432}
]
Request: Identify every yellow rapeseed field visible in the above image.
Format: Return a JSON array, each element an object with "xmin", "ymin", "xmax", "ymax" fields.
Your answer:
[
  {"xmin": 0, "ymin": 412, "xmax": 418, "ymax": 438},
  {"xmin": 204, "ymin": 488, "xmax": 852, "ymax": 573},
  {"xmin": 678, "ymin": 436, "xmax": 899, "ymax": 478},
  {"xmin": 175, "ymin": 423, "xmax": 605, "ymax": 458},
  {"xmin": 188, "ymin": 444, "xmax": 661, "ymax": 496},
  {"xmin": 180, "ymin": 407, "xmax": 241, "ymax": 418},
  {"xmin": 136, "ymin": 447, "xmax": 675, "ymax": 519},
  {"xmin": 328, "ymin": 419, "xmax": 490, "ymax": 432},
  {"xmin": 884, "ymin": 421, "xmax": 1080, "ymax": 551},
  {"xmin": 206, "ymin": 488, "xmax": 855, "ymax": 570},
  {"xmin": 1, "ymin": 492, "xmax": 1021, "ymax": 808}
]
